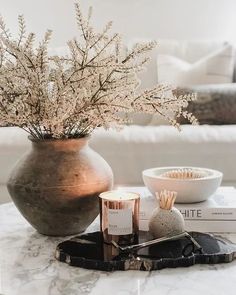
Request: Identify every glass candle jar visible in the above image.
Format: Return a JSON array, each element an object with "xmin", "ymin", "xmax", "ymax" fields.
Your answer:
[{"xmin": 99, "ymin": 191, "xmax": 140, "ymax": 245}]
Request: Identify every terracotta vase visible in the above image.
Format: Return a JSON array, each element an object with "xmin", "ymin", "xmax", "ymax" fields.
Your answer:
[{"xmin": 7, "ymin": 137, "xmax": 113, "ymax": 236}]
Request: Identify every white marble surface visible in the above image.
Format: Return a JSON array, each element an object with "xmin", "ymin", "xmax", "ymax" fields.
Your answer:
[{"xmin": 1, "ymin": 203, "xmax": 236, "ymax": 295}]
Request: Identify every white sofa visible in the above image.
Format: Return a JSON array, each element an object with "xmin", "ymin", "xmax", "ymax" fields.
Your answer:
[{"xmin": 0, "ymin": 40, "xmax": 236, "ymax": 204}]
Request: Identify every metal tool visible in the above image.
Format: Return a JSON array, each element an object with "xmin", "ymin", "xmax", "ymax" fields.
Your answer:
[{"xmin": 111, "ymin": 231, "xmax": 202, "ymax": 254}]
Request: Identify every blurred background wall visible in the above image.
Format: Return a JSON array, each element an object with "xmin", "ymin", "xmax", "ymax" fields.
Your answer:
[{"xmin": 1, "ymin": 0, "xmax": 236, "ymax": 47}]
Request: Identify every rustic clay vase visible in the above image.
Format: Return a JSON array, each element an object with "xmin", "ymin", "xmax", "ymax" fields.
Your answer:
[{"xmin": 7, "ymin": 137, "xmax": 113, "ymax": 236}]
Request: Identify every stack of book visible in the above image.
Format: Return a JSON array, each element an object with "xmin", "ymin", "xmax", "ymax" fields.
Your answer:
[{"xmin": 118, "ymin": 186, "xmax": 236, "ymax": 232}]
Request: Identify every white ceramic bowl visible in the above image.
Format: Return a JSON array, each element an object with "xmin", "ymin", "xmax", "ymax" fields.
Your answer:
[{"xmin": 142, "ymin": 166, "xmax": 223, "ymax": 203}]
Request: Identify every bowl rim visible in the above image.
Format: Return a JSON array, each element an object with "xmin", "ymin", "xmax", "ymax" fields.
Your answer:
[{"xmin": 142, "ymin": 166, "xmax": 223, "ymax": 181}]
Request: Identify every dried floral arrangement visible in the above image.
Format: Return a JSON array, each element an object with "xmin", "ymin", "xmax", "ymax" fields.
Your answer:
[{"xmin": 0, "ymin": 1, "xmax": 197, "ymax": 139}]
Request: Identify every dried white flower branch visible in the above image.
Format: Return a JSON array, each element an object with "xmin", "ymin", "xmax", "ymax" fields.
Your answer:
[{"xmin": 0, "ymin": 1, "xmax": 197, "ymax": 139}]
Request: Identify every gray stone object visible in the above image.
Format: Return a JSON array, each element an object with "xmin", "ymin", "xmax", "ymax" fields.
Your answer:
[{"xmin": 149, "ymin": 207, "xmax": 185, "ymax": 238}]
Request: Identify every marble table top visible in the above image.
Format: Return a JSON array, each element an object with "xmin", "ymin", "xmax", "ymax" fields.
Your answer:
[{"xmin": 1, "ymin": 203, "xmax": 236, "ymax": 295}]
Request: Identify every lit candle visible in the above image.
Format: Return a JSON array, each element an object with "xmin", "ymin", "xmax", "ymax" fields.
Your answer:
[{"xmin": 99, "ymin": 191, "xmax": 140, "ymax": 245}]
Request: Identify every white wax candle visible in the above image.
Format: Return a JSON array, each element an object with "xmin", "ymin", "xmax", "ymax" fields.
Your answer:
[{"xmin": 99, "ymin": 191, "xmax": 139, "ymax": 201}]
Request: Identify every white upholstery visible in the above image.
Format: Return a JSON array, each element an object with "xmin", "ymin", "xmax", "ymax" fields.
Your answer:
[
  {"xmin": 132, "ymin": 39, "xmax": 228, "ymax": 90},
  {"xmin": 90, "ymin": 125, "xmax": 236, "ymax": 185},
  {"xmin": 0, "ymin": 127, "xmax": 29, "ymax": 184},
  {"xmin": 157, "ymin": 45, "xmax": 235, "ymax": 86}
]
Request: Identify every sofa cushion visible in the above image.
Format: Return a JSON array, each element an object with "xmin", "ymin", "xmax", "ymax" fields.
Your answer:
[
  {"xmin": 128, "ymin": 39, "xmax": 230, "ymax": 90},
  {"xmin": 157, "ymin": 44, "xmax": 235, "ymax": 86},
  {"xmin": 176, "ymin": 84, "xmax": 236, "ymax": 124},
  {"xmin": 126, "ymin": 40, "xmax": 232, "ymax": 125}
]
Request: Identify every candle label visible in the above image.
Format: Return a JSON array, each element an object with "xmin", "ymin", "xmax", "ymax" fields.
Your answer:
[{"xmin": 108, "ymin": 208, "xmax": 133, "ymax": 235}]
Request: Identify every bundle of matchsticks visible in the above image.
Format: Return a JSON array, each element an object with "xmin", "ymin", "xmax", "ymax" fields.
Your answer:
[
  {"xmin": 156, "ymin": 190, "xmax": 177, "ymax": 210},
  {"xmin": 161, "ymin": 168, "xmax": 207, "ymax": 179}
]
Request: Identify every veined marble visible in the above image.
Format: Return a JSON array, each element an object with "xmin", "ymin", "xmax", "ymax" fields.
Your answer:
[{"xmin": 1, "ymin": 203, "xmax": 236, "ymax": 295}]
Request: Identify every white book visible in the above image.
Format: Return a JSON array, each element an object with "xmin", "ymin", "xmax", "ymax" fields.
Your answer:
[
  {"xmin": 140, "ymin": 219, "xmax": 236, "ymax": 233},
  {"xmin": 117, "ymin": 186, "xmax": 236, "ymax": 232}
]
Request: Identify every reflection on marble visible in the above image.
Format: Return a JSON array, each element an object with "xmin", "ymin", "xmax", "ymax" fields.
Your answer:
[{"xmin": 1, "ymin": 203, "xmax": 236, "ymax": 295}]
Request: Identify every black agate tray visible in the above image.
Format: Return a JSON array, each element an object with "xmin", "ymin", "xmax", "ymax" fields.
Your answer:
[{"xmin": 55, "ymin": 231, "xmax": 236, "ymax": 271}]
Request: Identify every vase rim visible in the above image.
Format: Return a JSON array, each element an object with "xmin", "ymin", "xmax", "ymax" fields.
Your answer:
[{"xmin": 28, "ymin": 135, "xmax": 90, "ymax": 143}]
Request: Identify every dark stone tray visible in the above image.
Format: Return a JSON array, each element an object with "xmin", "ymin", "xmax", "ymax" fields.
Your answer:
[{"xmin": 55, "ymin": 231, "xmax": 236, "ymax": 271}]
